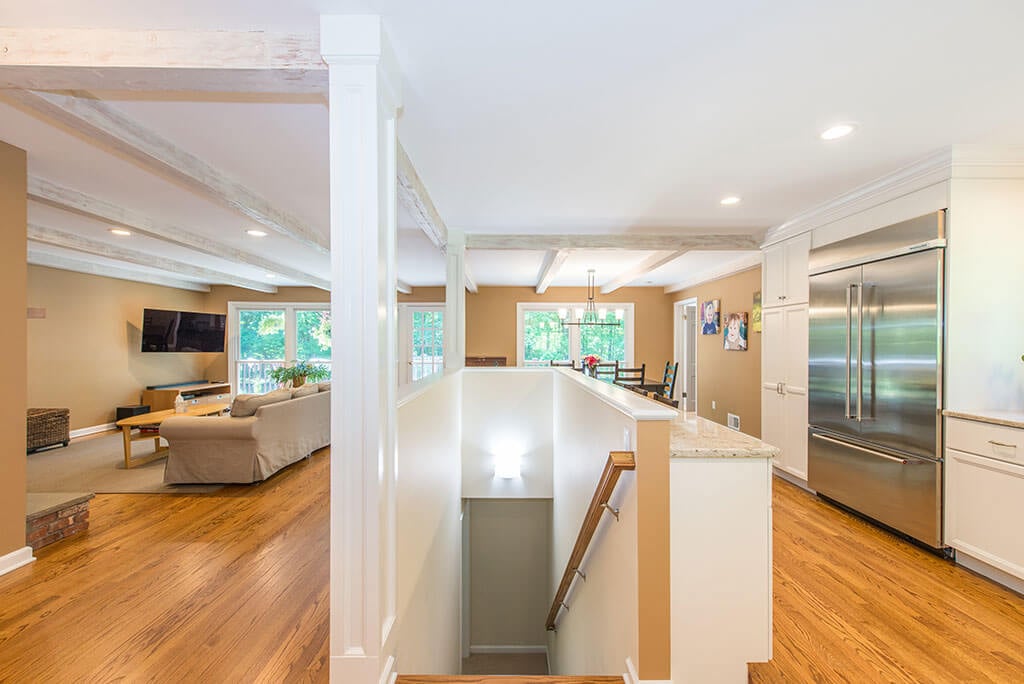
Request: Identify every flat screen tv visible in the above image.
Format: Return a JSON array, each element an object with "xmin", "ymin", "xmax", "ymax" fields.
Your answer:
[{"xmin": 141, "ymin": 308, "xmax": 226, "ymax": 353}]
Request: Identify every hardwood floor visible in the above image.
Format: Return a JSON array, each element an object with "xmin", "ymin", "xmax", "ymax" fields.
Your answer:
[
  {"xmin": 4, "ymin": 450, "xmax": 1023, "ymax": 683},
  {"xmin": 750, "ymin": 477, "xmax": 1024, "ymax": 683},
  {"xmin": 0, "ymin": 447, "xmax": 330, "ymax": 683}
]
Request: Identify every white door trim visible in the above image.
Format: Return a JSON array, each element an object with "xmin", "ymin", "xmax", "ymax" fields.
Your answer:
[{"xmin": 673, "ymin": 298, "xmax": 698, "ymax": 409}]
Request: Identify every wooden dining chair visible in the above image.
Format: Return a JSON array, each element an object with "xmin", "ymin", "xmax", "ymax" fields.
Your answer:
[
  {"xmin": 613, "ymin": 363, "xmax": 645, "ymax": 387},
  {"xmin": 640, "ymin": 361, "xmax": 678, "ymax": 398},
  {"xmin": 549, "ymin": 359, "xmax": 575, "ymax": 368},
  {"xmin": 592, "ymin": 361, "xmax": 619, "ymax": 382}
]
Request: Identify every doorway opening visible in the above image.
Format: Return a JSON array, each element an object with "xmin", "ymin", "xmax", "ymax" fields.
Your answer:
[{"xmin": 674, "ymin": 298, "xmax": 698, "ymax": 412}]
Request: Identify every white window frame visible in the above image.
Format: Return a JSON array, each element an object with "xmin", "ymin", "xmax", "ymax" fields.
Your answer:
[
  {"xmin": 515, "ymin": 302, "xmax": 635, "ymax": 367},
  {"xmin": 227, "ymin": 301, "xmax": 331, "ymax": 394},
  {"xmin": 398, "ymin": 302, "xmax": 445, "ymax": 386}
]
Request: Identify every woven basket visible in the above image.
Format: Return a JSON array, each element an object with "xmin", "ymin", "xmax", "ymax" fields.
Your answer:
[{"xmin": 27, "ymin": 408, "xmax": 70, "ymax": 453}]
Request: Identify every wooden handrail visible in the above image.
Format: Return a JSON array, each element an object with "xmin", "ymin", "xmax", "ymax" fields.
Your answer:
[{"xmin": 545, "ymin": 450, "xmax": 636, "ymax": 631}]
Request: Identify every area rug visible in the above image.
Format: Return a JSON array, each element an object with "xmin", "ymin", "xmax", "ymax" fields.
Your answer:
[{"xmin": 26, "ymin": 431, "xmax": 223, "ymax": 494}]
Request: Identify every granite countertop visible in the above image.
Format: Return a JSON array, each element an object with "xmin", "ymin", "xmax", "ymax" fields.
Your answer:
[
  {"xmin": 669, "ymin": 413, "xmax": 780, "ymax": 459},
  {"xmin": 943, "ymin": 409, "xmax": 1024, "ymax": 430}
]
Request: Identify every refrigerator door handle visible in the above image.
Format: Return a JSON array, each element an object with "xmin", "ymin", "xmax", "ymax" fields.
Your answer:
[
  {"xmin": 856, "ymin": 281, "xmax": 864, "ymax": 422},
  {"xmin": 845, "ymin": 284, "xmax": 853, "ymax": 419},
  {"xmin": 810, "ymin": 432, "xmax": 924, "ymax": 465}
]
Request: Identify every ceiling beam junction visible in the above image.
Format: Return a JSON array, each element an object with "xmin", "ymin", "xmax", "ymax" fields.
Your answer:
[
  {"xmin": 600, "ymin": 250, "xmax": 688, "ymax": 294},
  {"xmin": 464, "ymin": 233, "xmax": 762, "ymax": 251},
  {"xmin": 535, "ymin": 249, "xmax": 570, "ymax": 294},
  {"xmin": 28, "ymin": 223, "xmax": 278, "ymax": 293},
  {"xmin": 28, "ymin": 247, "xmax": 211, "ymax": 293},
  {"xmin": 3, "ymin": 89, "xmax": 329, "ymax": 253},
  {"xmin": 396, "ymin": 279, "xmax": 413, "ymax": 295},
  {"xmin": 28, "ymin": 176, "xmax": 330, "ymax": 290}
]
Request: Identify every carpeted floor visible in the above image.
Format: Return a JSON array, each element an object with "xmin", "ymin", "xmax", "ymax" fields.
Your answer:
[{"xmin": 26, "ymin": 431, "xmax": 222, "ymax": 494}]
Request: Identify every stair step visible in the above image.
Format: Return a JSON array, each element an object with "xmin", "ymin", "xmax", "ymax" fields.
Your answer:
[{"xmin": 395, "ymin": 677, "xmax": 624, "ymax": 684}]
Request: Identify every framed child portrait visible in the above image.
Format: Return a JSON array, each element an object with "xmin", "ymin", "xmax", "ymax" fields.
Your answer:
[
  {"xmin": 700, "ymin": 299, "xmax": 720, "ymax": 335},
  {"xmin": 723, "ymin": 312, "xmax": 748, "ymax": 351}
]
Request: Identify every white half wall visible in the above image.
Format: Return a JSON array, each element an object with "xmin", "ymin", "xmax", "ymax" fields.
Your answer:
[
  {"xmin": 461, "ymin": 369, "xmax": 553, "ymax": 498},
  {"xmin": 390, "ymin": 372, "xmax": 463, "ymax": 674},
  {"xmin": 548, "ymin": 370, "xmax": 641, "ymax": 676}
]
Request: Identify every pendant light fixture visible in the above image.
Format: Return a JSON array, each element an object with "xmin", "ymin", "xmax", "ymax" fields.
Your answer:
[{"xmin": 560, "ymin": 269, "xmax": 624, "ymax": 327}]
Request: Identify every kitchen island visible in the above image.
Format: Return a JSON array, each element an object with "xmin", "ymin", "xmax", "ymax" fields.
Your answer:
[{"xmin": 668, "ymin": 411, "xmax": 778, "ymax": 683}]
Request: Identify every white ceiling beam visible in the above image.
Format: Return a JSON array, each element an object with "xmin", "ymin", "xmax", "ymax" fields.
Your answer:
[
  {"xmin": 600, "ymin": 250, "xmax": 688, "ymax": 294},
  {"xmin": 465, "ymin": 233, "xmax": 762, "ymax": 251},
  {"xmin": 397, "ymin": 143, "xmax": 448, "ymax": 251},
  {"xmin": 0, "ymin": 28, "xmax": 326, "ymax": 94},
  {"xmin": 663, "ymin": 252, "xmax": 764, "ymax": 294},
  {"xmin": 464, "ymin": 262, "xmax": 478, "ymax": 294},
  {"xmin": 396, "ymin": 279, "xmax": 413, "ymax": 295},
  {"xmin": 3, "ymin": 89, "xmax": 329, "ymax": 253},
  {"xmin": 28, "ymin": 224, "xmax": 278, "ymax": 294},
  {"xmin": 535, "ymin": 249, "xmax": 570, "ymax": 294},
  {"xmin": 28, "ymin": 248, "xmax": 211, "ymax": 293},
  {"xmin": 27, "ymin": 176, "xmax": 330, "ymax": 290}
]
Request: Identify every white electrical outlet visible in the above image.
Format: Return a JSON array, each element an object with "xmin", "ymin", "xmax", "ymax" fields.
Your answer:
[
  {"xmin": 711, "ymin": 400, "xmax": 717, "ymax": 410},
  {"xmin": 727, "ymin": 413, "xmax": 740, "ymax": 431}
]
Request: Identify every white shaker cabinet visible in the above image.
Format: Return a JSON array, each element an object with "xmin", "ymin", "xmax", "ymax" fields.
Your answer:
[
  {"xmin": 761, "ymin": 305, "xmax": 809, "ymax": 481},
  {"xmin": 762, "ymin": 233, "xmax": 811, "ymax": 307},
  {"xmin": 945, "ymin": 416, "xmax": 1024, "ymax": 585}
]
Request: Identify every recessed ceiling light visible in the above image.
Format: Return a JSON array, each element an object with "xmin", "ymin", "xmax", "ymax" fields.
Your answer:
[
  {"xmin": 109, "ymin": 228, "xmax": 131, "ymax": 236},
  {"xmin": 820, "ymin": 123, "xmax": 856, "ymax": 140},
  {"xmin": 265, "ymin": 273, "xmax": 277, "ymax": 279},
  {"xmin": 246, "ymin": 229, "xmax": 268, "ymax": 237},
  {"xmin": 720, "ymin": 196, "xmax": 741, "ymax": 206}
]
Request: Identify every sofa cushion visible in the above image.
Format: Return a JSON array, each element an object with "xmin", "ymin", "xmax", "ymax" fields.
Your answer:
[
  {"xmin": 230, "ymin": 388, "xmax": 292, "ymax": 417},
  {"xmin": 318, "ymin": 381, "xmax": 331, "ymax": 392},
  {"xmin": 292, "ymin": 383, "xmax": 319, "ymax": 398}
]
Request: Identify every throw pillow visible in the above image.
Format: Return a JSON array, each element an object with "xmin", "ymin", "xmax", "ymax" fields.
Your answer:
[
  {"xmin": 230, "ymin": 388, "xmax": 292, "ymax": 417},
  {"xmin": 292, "ymin": 383, "xmax": 319, "ymax": 398},
  {"xmin": 318, "ymin": 381, "xmax": 331, "ymax": 392}
]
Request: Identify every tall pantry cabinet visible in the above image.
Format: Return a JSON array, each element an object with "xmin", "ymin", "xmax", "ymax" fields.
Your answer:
[{"xmin": 761, "ymin": 233, "xmax": 810, "ymax": 482}]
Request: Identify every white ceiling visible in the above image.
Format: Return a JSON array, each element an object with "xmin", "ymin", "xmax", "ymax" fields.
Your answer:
[{"xmin": 3, "ymin": 1, "xmax": 1024, "ymax": 291}]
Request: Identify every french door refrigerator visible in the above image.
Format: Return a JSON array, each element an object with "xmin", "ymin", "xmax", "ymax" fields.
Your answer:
[{"xmin": 807, "ymin": 212, "xmax": 945, "ymax": 549}]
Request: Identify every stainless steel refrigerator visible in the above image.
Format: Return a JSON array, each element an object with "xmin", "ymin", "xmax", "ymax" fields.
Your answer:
[{"xmin": 807, "ymin": 212, "xmax": 946, "ymax": 549}]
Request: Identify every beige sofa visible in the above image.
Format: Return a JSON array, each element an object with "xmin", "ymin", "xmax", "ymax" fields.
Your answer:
[{"xmin": 160, "ymin": 384, "xmax": 330, "ymax": 484}]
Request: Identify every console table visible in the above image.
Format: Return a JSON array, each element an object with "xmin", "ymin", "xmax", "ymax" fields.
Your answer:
[{"xmin": 141, "ymin": 382, "xmax": 231, "ymax": 412}]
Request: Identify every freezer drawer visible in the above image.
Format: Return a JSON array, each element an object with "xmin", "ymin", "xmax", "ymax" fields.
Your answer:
[{"xmin": 808, "ymin": 431, "xmax": 942, "ymax": 547}]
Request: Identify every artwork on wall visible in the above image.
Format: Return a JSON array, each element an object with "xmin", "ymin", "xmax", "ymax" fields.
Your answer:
[
  {"xmin": 700, "ymin": 299, "xmax": 720, "ymax": 335},
  {"xmin": 752, "ymin": 292, "xmax": 762, "ymax": 333},
  {"xmin": 723, "ymin": 312, "xmax": 748, "ymax": 351}
]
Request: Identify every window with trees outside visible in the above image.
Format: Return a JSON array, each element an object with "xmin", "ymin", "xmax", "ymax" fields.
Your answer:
[
  {"xmin": 516, "ymin": 303, "xmax": 634, "ymax": 368},
  {"xmin": 229, "ymin": 302, "xmax": 331, "ymax": 394}
]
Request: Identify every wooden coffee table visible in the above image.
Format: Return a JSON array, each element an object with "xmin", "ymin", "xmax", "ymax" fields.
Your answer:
[{"xmin": 115, "ymin": 403, "xmax": 229, "ymax": 469}]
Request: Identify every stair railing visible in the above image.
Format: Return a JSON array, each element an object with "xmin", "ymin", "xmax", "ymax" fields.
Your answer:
[{"xmin": 545, "ymin": 450, "xmax": 636, "ymax": 631}]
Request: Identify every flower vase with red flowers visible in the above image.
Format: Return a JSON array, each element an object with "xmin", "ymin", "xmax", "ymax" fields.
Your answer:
[{"xmin": 583, "ymin": 354, "xmax": 601, "ymax": 376}]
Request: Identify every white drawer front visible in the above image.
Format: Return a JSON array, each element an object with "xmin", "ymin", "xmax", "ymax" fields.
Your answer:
[
  {"xmin": 945, "ymin": 448, "xmax": 1024, "ymax": 579},
  {"xmin": 946, "ymin": 417, "xmax": 1024, "ymax": 466}
]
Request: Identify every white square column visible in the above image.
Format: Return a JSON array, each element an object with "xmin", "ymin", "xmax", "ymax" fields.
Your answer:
[
  {"xmin": 321, "ymin": 15, "xmax": 401, "ymax": 684},
  {"xmin": 444, "ymin": 230, "xmax": 467, "ymax": 369}
]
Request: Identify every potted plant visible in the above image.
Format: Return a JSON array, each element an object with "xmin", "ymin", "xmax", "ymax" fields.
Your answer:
[{"xmin": 268, "ymin": 360, "xmax": 330, "ymax": 388}]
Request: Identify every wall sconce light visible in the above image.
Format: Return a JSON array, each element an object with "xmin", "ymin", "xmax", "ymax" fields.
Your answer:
[{"xmin": 494, "ymin": 450, "xmax": 522, "ymax": 479}]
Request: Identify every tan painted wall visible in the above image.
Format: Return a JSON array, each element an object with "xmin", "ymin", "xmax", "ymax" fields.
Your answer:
[
  {"xmin": 469, "ymin": 498, "xmax": 552, "ymax": 647},
  {"xmin": 27, "ymin": 266, "xmax": 210, "ymax": 429},
  {"xmin": 671, "ymin": 267, "xmax": 762, "ymax": 437},
  {"xmin": 398, "ymin": 286, "xmax": 445, "ymax": 304},
  {"xmin": 466, "ymin": 286, "xmax": 674, "ymax": 368},
  {"xmin": 1, "ymin": 141, "xmax": 28, "ymax": 557}
]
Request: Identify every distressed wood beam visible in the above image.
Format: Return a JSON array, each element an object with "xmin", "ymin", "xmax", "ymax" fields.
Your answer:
[
  {"xmin": 396, "ymin": 279, "xmax": 413, "ymax": 295},
  {"xmin": 663, "ymin": 252, "xmax": 763, "ymax": 294},
  {"xmin": 600, "ymin": 250, "xmax": 688, "ymax": 294},
  {"xmin": 28, "ymin": 248, "xmax": 211, "ymax": 293},
  {"xmin": 4, "ymin": 89, "xmax": 329, "ymax": 253},
  {"xmin": 535, "ymin": 249, "xmax": 570, "ymax": 294},
  {"xmin": 0, "ymin": 28, "xmax": 326, "ymax": 93},
  {"xmin": 28, "ymin": 224, "xmax": 278, "ymax": 293},
  {"xmin": 27, "ymin": 176, "xmax": 330, "ymax": 289},
  {"xmin": 463, "ymin": 261, "xmax": 478, "ymax": 294},
  {"xmin": 465, "ymin": 233, "xmax": 761, "ymax": 251},
  {"xmin": 397, "ymin": 143, "xmax": 448, "ymax": 251}
]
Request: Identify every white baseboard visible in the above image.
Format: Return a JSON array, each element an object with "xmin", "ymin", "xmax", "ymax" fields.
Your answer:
[
  {"xmin": 956, "ymin": 551, "xmax": 1024, "ymax": 596},
  {"xmin": 70, "ymin": 422, "xmax": 116, "ymax": 439},
  {"xmin": 623, "ymin": 656, "xmax": 672, "ymax": 684},
  {"xmin": 0, "ymin": 546, "xmax": 35, "ymax": 577},
  {"xmin": 469, "ymin": 644, "xmax": 548, "ymax": 655},
  {"xmin": 773, "ymin": 467, "xmax": 814, "ymax": 492}
]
